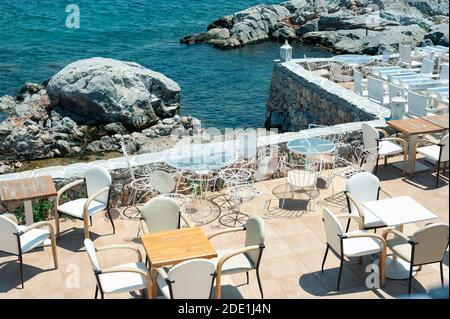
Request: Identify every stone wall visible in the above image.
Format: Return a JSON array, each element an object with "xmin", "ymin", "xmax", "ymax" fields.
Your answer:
[{"xmin": 266, "ymin": 59, "xmax": 391, "ymax": 132}]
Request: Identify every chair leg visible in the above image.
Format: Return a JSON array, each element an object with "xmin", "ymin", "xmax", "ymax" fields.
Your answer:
[
  {"xmin": 54, "ymin": 209, "xmax": 61, "ymax": 238},
  {"xmin": 375, "ymin": 156, "xmax": 380, "ymax": 176},
  {"xmin": 384, "ymin": 156, "xmax": 388, "ymax": 167},
  {"xmin": 256, "ymin": 268, "xmax": 263, "ymax": 299},
  {"xmin": 246, "ymin": 272, "xmax": 249, "ymax": 285},
  {"xmin": 95, "ymin": 285, "xmax": 99, "ymax": 299},
  {"xmin": 89, "ymin": 216, "xmax": 93, "ymax": 227},
  {"xmin": 345, "ymin": 218, "xmax": 351, "ymax": 233},
  {"xmin": 321, "ymin": 245, "xmax": 329, "ymax": 272},
  {"xmin": 408, "ymin": 264, "xmax": 414, "ymax": 295},
  {"xmin": 18, "ymin": 253, "xmax": 24, "ymax": 289},
  {"xmin": 50, "ymin": 233, "xmax": 58, "ymax": 269},
  {"xmin": 337, "ymin": 255, "xmax": 344, "ymax": 291},
  {"xmin": 440, "ymin": 261, "xmax": 444, "ymax": 287},
  {"xmin": 106, "ymin": 208, "xmax": 116, "ymax": 234},
  {"xmin": 436, "ymin": 160, "xmax": 440, "ymax": 188}
]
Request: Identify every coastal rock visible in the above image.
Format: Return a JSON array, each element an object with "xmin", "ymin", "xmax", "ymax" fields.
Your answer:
[
  {"xmin": 424, "ymin": 24, "xmax": 449, "ymax": 46},
  {"xmin": 272, "ymin": 26, "xmax": 297, "ymax": 40},
  {"xmin": 47, "ymin": 57, "xmax": 181, "ymax": 129},
  {"xmin": 104, "ymin": 122, "xmax": 129, "ymax": 135},
  {"xmin": 297, "ymin": 19, "xmax": 318, "ymax": 36}
]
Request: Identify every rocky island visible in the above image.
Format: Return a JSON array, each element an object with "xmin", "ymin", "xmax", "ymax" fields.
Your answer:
[
  {"xmin": 181, "ymin": 0, "xmax": 449, "ymax": 53},
  {"xmin": 0, "ymin": 58, "xmax": 198, "ymax": 173}
]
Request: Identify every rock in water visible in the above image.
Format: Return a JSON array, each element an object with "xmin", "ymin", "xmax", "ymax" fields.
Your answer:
[{"xmin": 46, "ymin": 57, "xmax": 181, "ymax": 129}]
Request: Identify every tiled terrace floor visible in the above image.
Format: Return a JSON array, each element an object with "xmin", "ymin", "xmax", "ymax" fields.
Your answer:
[{"xmin": 0, "ymin": 156, "xmax": 448, "ymax": 299}]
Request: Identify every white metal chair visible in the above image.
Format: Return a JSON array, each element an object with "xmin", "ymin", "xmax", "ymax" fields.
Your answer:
[
  {"xmin": 55, "ymin": 166, "xmax": 114, "ymax": 239},
  {"xmin": 388, "ymin": 82, "xmax": 405, "ymax": 105},
  {"xmin": 368, "ymin": 76, "xmax": 386, "ymax": 105},
  {"xmin": 412, "ymin": 134, "xmax": 449, "ymax": 187},
  {"xmin": 139, "ymin": 196, "xmax": 192, "ymax": 235},
  {"xmin": 399, "ymin": 44, "xmax": 422, "ymax": 68},
  {"xmin": 277, "ymin": 158, "xmax": 320, "ymax": 212},
  {"xmin": 0, "ymin": 214, "xmax": 58, "ymax": 288},
  {"xmin": 321, "ymin": 208, "xmax": 386, "ymax": 291},
  {"xmin": 155, "ymin": 259, "xmax": 216, "ymax": 299},
  {"xmin": 84, "ymin": 239, "xmax": 150, "ymax": 299},
  {"xmin": 208, "ymin": 216, "xmax": 265, "ymax": 299},
  {"xmin": 438, "ymin": 63, "xmax": 449, "ymax": 81},
  {"xmin": 362, "ymin": 123, "xmax": 408, "ymax": 176},
  {"xmin": 344, "ymin": 172, "xmax": 394, "ymax": 231},
  {"xmin": 383, "ymin": 223, "xmax": 449, "ymax": 295}
]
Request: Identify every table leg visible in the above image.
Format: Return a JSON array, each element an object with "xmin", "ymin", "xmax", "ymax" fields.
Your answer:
[
  {"xmin": 150, "ymin": 266, "xmax": 157, "ymax": 299},
  {"xmin": 24, "ymin": 200, "xmax": 34, "ymax": 225},
  {"xmin": 391, "ymin": 134, "xmax": 430, "ymax": 174}
]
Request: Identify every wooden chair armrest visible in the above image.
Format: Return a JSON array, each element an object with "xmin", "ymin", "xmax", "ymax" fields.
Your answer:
[
  {"xmin": 382, "ymin": 229, "xmax": 411, "ymax": 242},
  {"xmin": 56, "ymin": 179, "xmax": 84, "ymax": 207},
  {"xmin": 96, "ymin": 244, "xmax": 142, "ymax": 262},
  {"xmin": 335, "ymin": 214, "xmax": 364, "ymax": 227},
  {"xmin": 207, "ymin": 227, "xmax": 245, "ymax": 240},
  {"xmin": 82, "ymin": 187, "xmax": 110, "ymax": 220},
  {"xmin": 377, "ymin": 128, "xmax": 389, "ymax": 138},
  {"xmin": 140, "ymin": 219, "xmax": 150, "ymax": 235},
  {"xmin": 215, "ymin": 245, "xmax": 262, "ymax": 299},
  {"xmin": 379, "ymin": 187, "xmax": 394, "ymax": 198},
  {"xmin": 413, "ymin": 139, "xmax": 441, "ymax": 157},
  {"xmin": 19, "ymin": 221, "xmax": 55, "ymax": 237},
  {"xmin": 180, "ymin": 213, "xmax": 193, "ymax": 228}
]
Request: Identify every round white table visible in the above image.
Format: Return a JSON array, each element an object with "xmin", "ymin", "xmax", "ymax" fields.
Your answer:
[
  {"xmin": 331, "ymin": 54, "xmax": 375, "ymax": 66},
  {"xmin": 287, "ymin": 137, "xmax": 336, "ymax": 157}
]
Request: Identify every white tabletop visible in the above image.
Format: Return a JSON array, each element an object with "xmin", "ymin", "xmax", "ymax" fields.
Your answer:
[
  {"xmin": 287, "ymin": 137, "xmax": 335, "ymax": 155},
  {"xmin": 362, "ymin": 196, "xmax": 437, "ymax": 227}
]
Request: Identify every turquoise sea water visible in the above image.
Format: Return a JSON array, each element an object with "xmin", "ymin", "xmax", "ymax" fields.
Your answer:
[{"xmin": 0, "ymin": 0, "xmax": 332, "ymax": 128}]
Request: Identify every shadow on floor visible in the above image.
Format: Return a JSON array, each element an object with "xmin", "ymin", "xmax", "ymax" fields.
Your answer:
[{"xmin": 0, "ymin": 259, "xmax": 55, "ymax": 292}]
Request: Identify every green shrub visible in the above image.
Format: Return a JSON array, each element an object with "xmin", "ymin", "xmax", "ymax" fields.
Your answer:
[{"xmin": 14, "ymin": 199, "xmax": 54, "ymax": 224}]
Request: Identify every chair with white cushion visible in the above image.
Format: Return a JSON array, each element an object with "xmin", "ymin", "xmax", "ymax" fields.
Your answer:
[
  {"xmin": 362, "ymin": 123, "xmax": 408, "ymax": 176},
  {"xmin": 368, "ymin": 76, "xmax": 386, "ymax": 105},
  {"xmin": 344, "ymin": 172, "xmax": 393, "ymax": 231},
  {"xmin": 412, "ymin": 134, "xmax": 449, "ymax": 187},
  {"xmin": 321, "ymin": 208, "xmax": 386, "ymax": 291},
  {"xmin": 139, "ymin": 196, "xmax": 192, "ymax": 235},
  {"xmin": 55, "ymin": 166, "xmax": 114, "ymax": 239},
  {"xmin": 155, "ymin": 259, "xmax": 216, "ymax": 299},
  {"xmin": 208, "ymin": 216, "xmax": 265, "ymax": 299},
  {"xmin": 0, "ymin": 214, "xmax": 58, "ymax": 288},
  {"xmin": 383, "ymin": 223, "xmax": 449, "ymax": 295},
  {"xmin": 84, "ymin": 238, "xmax": 150, "ymax": 299},
  {"xmin": 399, "ymin": 44, "xmax": 422, "ymax": 68}
]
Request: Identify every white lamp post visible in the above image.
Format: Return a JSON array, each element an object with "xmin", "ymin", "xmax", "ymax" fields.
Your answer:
[{"xmin": 280, "ymin": 40, "xmax": 292, "ymax": 63}]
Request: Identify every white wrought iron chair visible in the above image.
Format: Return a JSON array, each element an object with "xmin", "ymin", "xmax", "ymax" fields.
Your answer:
[
  {"xmin": 155, "ymin": 259, "xmax": 216, "ymax": 299},
  {"xmin": 0, "ymin": 214, "xmax": 58, "ymax": 288},
  {"xmin": 407, "ymin": 90, "xmax": 447, "ymax": 117},
  {"xmin": 367, "ymin": 76, "xmax": 386, "ymax": 105},
  {"xmin": 383, "ymin": 223, "xmax": 449, "ymax": 295},
  {"xmin": 84, "ymin": 239, "xmax": 150, "ymax": 299},
  {"xmin": 208, "ymin": 216, "xmax": 265, "ymax": 299},
  {"xmin": 399, "ymin": 44, "xmax": 422, "ymax": 68},
  {"xmin": 344, "ymin": 172, "xmax": 393, "ymax": 231},
  {"xmin": 55, "ymin": 166, "xmax": 114, "ymax": 239},
  {"xmin": 361, "ymin": 123, "xmax": 408, "ymax": 176},
  {"xmin": 353, "ymin": 69, "xmax": 368, "ymax": 96},
  {"xmin": 321, "ymin": 208, "xmax": 386, "ymax": 291},
  {"xmin": 412, "ymin": 134, "xmax": 449, "ymax": 187}
]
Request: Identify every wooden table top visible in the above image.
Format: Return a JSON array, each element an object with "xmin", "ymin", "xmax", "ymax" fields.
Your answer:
[
  {"xmin": 387, "ymin": 117, "xmax": 445, "ymax": 135},
  {"xmin": 0, "ymin": 175, "xmax": 57, "ymax": 202},
  {"xmin": 421, "ymin": 115, "xmax": 449, "ymax": 130},
  {"xmin": 141, "ymin": 227, "xmax": 217, "ymax": 268}
]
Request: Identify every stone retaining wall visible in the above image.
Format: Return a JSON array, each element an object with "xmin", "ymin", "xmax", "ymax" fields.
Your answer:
[{"xmin": 266, "ymin": 59, "xmax": 391, "ymax": 132}]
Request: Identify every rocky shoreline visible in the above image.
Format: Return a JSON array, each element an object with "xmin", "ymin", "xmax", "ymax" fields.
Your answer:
[
  {"xmin": 0, "ymin": 57, "xmax": 200, "ymax": 174},
  {"xmin": 180, "ymin": 0, "xmax": 449, "ymax": 53}
]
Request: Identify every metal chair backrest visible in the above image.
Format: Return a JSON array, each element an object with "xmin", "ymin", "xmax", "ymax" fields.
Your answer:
[
  {"xmin": 407, "ymin": 90, "xmax": 428, "ymax": 117},
  {"xmin": 368, "ymin": 76, "xmax": 384, "ymax": 104}
]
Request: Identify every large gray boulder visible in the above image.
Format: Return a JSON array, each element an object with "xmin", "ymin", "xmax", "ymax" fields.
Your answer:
[
  {"xmin": 47, "ymin": 57, "xmax": 181, "ymax": 129},
  {"xmin": 424, "ymin": 24, "xmax": 449, "ymax": 46}
]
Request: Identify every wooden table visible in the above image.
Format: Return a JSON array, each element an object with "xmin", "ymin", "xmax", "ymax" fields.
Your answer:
[
  {"xmin": 141, "ymin": 227, "xmax": 217, "ymax": 298},
  {"xmin": 0, "ymin": 176, "xmax": 57, "ymax": 225},
  {"xmin": 421, "ymin": 115, "xmax": 449, "ymax": 130},
  {"xmin": 387, "ymin": 118, "xmax": 446, "ymax": 174}
]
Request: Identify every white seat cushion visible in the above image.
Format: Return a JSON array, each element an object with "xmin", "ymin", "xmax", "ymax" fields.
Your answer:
[
  {"xmin": 379, "ymin": 140, "xmax": 403, "ymax": 156},
  {"xmin": 57, "ymin": 198, "xmax": 106, "ymax": 219},
  {"xmin": 99, "ymin": 262, "xmax": 148, "ymax": 294},
  {"xmin": 343, "ymin": 230, "xmax": 383, "ymax": 257},
  {"xmin": 417, "ymin": 145, "xmax": 440, "ymax": 161},
  {"xmin": 18, "ymin": 226, "xmax": 51, "ymax": 253},
  {"xmin": 211, "ymin": 249, "xmax": 254, "ymax": 275}
]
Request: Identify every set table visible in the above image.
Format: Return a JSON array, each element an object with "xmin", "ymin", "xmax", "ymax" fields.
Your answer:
[
  {"xmin": 0, "ymin": 175, "xmax": 57, "ymax": 225},
  {"xmin": 362, "ymin": 196, "xmax": 437, "ymax": 279},
  {"xmin": 141, "ymin": 227, "xmax": 217, "ymax": 299},
  {"xmin": 387, "ymin": 116, "xmax": 448, "ymax": 174}
]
